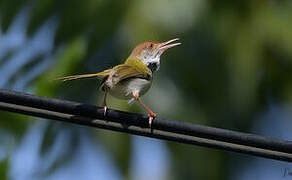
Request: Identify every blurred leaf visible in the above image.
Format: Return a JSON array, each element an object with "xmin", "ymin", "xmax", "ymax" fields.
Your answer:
[
  {"xmin": 27, "ymin": 0, "xmax": 57, "ymax": 34},
  {"xmin": 35, "ymin": 36, "xmax": 87, "ymax": 97},
  {"xmin": 95, "ymin": 130, "xmax": 131, "ymax": 177},
  {"xmin": 0, "ymin": 157, "xmax": 8, "ymax": 180},
  {"xmin": 254, "ymin": 4, "xmax": 292, "ymax": 59},
  {"xmin": 0, "ymin": 111, "xmax": 30, "ymax": 138},
  {"xmin": 0, "ymin": 0, "xmax": 28, "ymax": 31}
]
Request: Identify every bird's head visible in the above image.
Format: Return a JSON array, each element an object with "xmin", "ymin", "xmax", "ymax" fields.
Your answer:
[{"xmin": 129, "ymin": 38, "xmax": 181, "ymax": 73}]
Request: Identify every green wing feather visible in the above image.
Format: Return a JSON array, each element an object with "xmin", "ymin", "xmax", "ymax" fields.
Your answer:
[
  {"xmin": 124, "ymin": 57, "xmax": 152, "ymax": 76},
  {"xmin": 112, "ymin": 62, "xmax": 152, "ymax": 82}
]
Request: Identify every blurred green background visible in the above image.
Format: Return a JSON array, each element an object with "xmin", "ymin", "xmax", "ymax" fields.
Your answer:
[{"xmin": 1, "ymin": 0, "xmax": 292, "ymax": 180}]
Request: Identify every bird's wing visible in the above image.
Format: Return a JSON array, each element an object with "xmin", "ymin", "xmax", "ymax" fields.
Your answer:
[
  {"xmin": 98, "ymin": 63, "xmax": 152, "ymax": 91},
  {"xmin": 55, "ymin": 69, "xmax": 111, "ymax": 82},
  {"xmin": 124, "ymin": 57, "xmax": 152, "ymax": 76},
  {"xmin": 112, "ymin": 63, "xmax": 152, "ymax": 83}
]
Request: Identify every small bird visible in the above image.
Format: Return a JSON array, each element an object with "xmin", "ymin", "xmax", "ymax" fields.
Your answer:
[{"xmin": 57, "ymin": 38, "xmax": 181, "ymax": 127}]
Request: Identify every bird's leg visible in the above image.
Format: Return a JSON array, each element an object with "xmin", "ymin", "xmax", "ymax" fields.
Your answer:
[
  {"xmin": 132, "ymin": 90, "xmax": 156, "ymax": 127},
  {"xmin": 102, "ymin": 84, "xmax": 110, "ymax": 116},
  {"xmin": 103, "ymin": 91, "xmax": 108, "ymax": 116}
]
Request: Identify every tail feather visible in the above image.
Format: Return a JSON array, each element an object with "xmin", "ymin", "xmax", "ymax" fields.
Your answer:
[{"xmin": 56, "ymin": 70, "xmax": 111, "ymax": 82}]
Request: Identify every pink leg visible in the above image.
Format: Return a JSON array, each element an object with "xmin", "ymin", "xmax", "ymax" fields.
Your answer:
[
  {"xmin": 132, "ymin": 91, "xmax": 156, "ymax": 127},
  {"xmin": 103, "ymin": 91, "xmax": 108, "ymax": 116}
]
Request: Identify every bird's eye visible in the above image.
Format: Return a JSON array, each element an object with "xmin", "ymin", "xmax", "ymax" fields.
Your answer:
[{"xmin": 149, "ymin": 43, "xmax": 153, "ymax": 48}]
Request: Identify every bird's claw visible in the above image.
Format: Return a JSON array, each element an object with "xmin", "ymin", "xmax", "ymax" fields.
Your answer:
[
  {"xmin": 148, "ymin": 112, "xmax": 156, "ymax": 128},
  {"xmin": 103, "ymin": 106, "xmax": 107, "ymax": 116}
]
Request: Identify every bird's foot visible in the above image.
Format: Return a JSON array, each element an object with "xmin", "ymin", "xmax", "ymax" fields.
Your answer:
[
  {"xmin": 103, "ymin": 106, "xmax": 107, "ymax": 116},
  {"xmin": 148, "ymin": 112, "xmax": 156, "ymax": 128}
]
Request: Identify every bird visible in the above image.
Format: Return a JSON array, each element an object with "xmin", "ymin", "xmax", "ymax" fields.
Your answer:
[{"xmin": 56, "ymin": 38, "xmax": 181, "ymax": 127}]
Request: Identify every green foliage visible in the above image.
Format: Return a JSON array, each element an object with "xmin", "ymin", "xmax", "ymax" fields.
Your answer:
[
  {"xmin": 95, "ymin": 130, "xmax": 131, "ymax": 177},
  {"xmin": 0, "ymin": 112, "xmax": 30, "ymax": 137},
  {"xmin": 35, "ymin": 36, "xmax": 87, "ymax": 96},
  {"xmin": 0, "ymin": 157, "xmax": 8, "ymax": 180},
  {"xmin": 0, "ymin": 0, "xmax": 28, "ymax": 31}
]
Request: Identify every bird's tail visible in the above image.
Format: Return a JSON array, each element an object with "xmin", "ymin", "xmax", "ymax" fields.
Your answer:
[{"xmin": 55, "ymin": 69, "xmax": 111, "ymax": 82}]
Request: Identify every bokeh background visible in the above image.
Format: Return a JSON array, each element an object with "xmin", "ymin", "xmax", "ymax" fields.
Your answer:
[{"xmin": 1, "ymin": 0, "xmax": 292, "ymax": 179}]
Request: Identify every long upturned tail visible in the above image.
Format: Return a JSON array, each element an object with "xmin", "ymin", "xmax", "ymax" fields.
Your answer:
[{"xmin": 56, "ymin": 69, "xmax": 111, "ymax": 82}]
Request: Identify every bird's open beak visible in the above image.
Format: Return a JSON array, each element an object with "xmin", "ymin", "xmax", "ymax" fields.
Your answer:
[{"xmin": 158, "ymin": 38, "xmax": 181, "ymax": 53}]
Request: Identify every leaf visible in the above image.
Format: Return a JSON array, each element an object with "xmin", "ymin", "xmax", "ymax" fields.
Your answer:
[{"xmin": 0, "ymin": 157, "xmax": 8, "ymax": 180}]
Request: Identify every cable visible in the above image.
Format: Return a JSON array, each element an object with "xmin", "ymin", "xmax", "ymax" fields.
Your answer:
[{"xmin": 0, "ymin": 89, "xmax": 292, "ymax": 162}]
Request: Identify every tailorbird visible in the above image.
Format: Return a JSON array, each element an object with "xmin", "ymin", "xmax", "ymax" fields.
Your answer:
[{"xmin": 57, "ymin": 38, "xmax": 181, "ymax": 127}]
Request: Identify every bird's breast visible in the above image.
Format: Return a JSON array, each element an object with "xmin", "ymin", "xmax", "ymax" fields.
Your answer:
[{"xmin": 109, "ymin": 78, "xmax": 152, "ymax": 99}]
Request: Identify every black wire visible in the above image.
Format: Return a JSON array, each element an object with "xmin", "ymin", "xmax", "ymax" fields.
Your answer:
[{"xmin": 0, "ymin": 89, "xmax": 292, "ymax": 162}]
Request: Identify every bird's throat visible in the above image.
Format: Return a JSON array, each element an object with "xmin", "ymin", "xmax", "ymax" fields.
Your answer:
[{"xmin": 147, "ymin": 62, "xmax": 158, "ymax": 73}]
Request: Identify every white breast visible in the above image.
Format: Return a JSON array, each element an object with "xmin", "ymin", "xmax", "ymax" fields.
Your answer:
[{"xmin": 109, "ymin": 78, "xmax": 152, "ymax": 100}]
